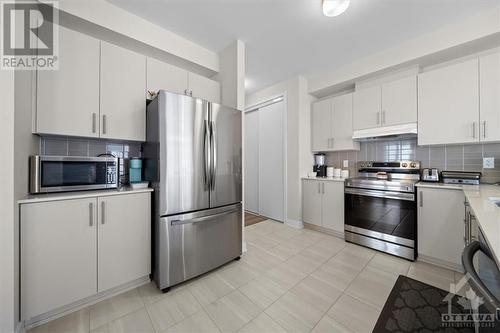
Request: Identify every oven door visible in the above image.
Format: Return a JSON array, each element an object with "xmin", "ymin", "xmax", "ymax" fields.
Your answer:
[{"xmin": 344, "ymin": 187, "xmax": 416, "ymax": 247}]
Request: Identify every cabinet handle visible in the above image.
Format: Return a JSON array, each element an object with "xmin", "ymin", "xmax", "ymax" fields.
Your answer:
[
  {"xmin": 89, "ymin": 202, "xmax": 94, "ymax": 226},
  {"xmin": 101, "ymin": 201, "xmax": 106, "ymax": 224},
  {"xmin": 317, "ymin": 183, "xmax": 321, "ymax": 194},
  {"xmin": 184, "ymin": 89, "xmax": 188, "ymax": 95},
  {"xmin": 376, "ymin": 112, "xmax": 380, "ymax": 125},
  {"xmin": 92, "ymin": 113, "xmax": 97, "ymax": 133},
  {"xmin": 330, "ymin": 138, "xmax": 334, "ymax": 148},
  {"xmin": 190, "ymin": 90, "xmax": 193, "ymax": 97},
  {"xmin": 472, "ymin": 122, "xmax": 477, "ymax": 139},
  {"xmin": 482, "ymin": 121, "xmax": 487, "ymax": 139},
  {"xmin": 322, "ymin": 183, "xmax": 325, "ymax": 194},
  {"xmin": 419, "ymin": 191, "xmax": 423, "ymax": 207},
  {"xmin": 102, "ymin": 115, "xmax": 107, "ymax": 135},
  {"xmin": 382, "ymin": 110, "xmax": 386, "ymax": 125}
]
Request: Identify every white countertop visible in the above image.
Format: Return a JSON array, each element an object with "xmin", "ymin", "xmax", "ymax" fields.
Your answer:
[
  {"xmin": 302, "ymin": 176, "xmax": 347, "ymax": 182},
  {"xmin": 18, "ymin": 187, "xmax": 154, "ymax": 204},
  {"xmin": 416, "ymin": 182, "xmax": 481, "ymax": 191},
  {"xmin": 462, "ymin": 184, "xmax": 500, "ymax": 267}
]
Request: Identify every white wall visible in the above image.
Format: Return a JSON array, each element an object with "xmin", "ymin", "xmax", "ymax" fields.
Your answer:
[
  {"xmin": 0, "ymin": 70, "xmax": 15, "ymax": 333},
  {"xmin": 217, "ymin": 40, "xmax": 245, "ymax": 110},
  {"xmin": 246, "ymin": 76, "xmax": 312, "ymax": 226}
]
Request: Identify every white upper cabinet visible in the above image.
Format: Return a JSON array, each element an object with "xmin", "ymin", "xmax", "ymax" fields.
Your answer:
[
  {"xmin": 36, "ymin": 26, "xmax": 100, "ymax": 137},
  {"xmin": 100, "ymin": 42, "xmax": 146, "ymax": 141},
  {"xmin": 311, "ymin": 98, "xmax": 332, "ymax": 151},
  {"xmin": 418, "ymin": 59, "xmax": 479, "ymax": 145},
  {"xmin": 480, "ymin": 52, "xmax": 500, "ymax": 142},
  {"xmin": 353, "ymin": 86, "xmax": 381, "ymax": 130},
  {"xmin": 147, "ymin": 57, "xmax": 188, "ymax": 97},
  {"xmin": 381, "ymin": 76, "xmax": 417, "ymax": 126},
  {"xmin": 188, "ymin": 72, "xmax": 221, "ymax": 104}
]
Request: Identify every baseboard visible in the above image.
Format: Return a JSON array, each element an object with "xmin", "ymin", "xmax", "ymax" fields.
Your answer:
[
  {"xmin": 303, "ymin": 222, "xmax": 344, "ymax": 239},
  {"xmin": 23, "ymin": 276, "xmax": 150, "ymax": 330},
  {"xmin": 417, "ymin": 255, "xmax": 464, "ymax": 273},
  {"xmin": 285, "ymin": 218, "xmax": 303, "ymax": 229}
]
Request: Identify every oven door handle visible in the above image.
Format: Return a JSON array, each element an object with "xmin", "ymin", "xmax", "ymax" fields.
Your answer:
[{"xmin": 344, "ymin": 187, "xmax": 415, "ymax": 201}]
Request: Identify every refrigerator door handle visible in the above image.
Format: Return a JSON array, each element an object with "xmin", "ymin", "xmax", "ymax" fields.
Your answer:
[
  {"xmin": 210, "ymin": 120, "xmax": 217, "ymax": 190},
  {"xmin": 204, "ymin": 120, "xmax": 211, "ymax": 189}
]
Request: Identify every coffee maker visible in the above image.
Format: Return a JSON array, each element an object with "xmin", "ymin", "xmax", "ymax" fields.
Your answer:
[{"xmin": 313, "ymin": 153, "xmax": 327, "ymax": 177}]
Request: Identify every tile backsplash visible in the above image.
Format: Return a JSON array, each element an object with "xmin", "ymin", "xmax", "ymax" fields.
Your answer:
[
  {"xmin": 40, "ymin": 137, "xmax": 142, "ymax": 159},
  {"xmin": 325, "ymin": 139, "xmax": 500, "ymax": 184}
]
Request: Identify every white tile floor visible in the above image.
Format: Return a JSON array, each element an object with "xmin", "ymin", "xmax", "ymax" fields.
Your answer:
[{"xmin": 28, "ymin": 220, "xmax": 463, "ymax": 333}]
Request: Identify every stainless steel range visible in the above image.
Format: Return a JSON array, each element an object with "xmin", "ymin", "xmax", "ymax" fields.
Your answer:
[{"xmin": 344, "ymin": 161, "xmax": 420, "ymax": 260}]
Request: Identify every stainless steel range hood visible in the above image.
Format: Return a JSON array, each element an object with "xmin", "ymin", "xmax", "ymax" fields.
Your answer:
[{"xmin": 352, "ymin": 123, "xmax": 417, "ymax": 141}]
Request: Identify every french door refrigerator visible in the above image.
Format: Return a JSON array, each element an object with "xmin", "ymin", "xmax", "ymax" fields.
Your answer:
[{"xmin": 144, "ymin": 90, "xmax": 242, "ymax": 291}]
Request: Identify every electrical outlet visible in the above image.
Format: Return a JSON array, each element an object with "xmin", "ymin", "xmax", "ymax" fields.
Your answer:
[
  {"xmin": 483, "ymin": 157, "xmax": 495, "ymax": 169},
  {"xmin": 343, "ymin": 160, "xmax": 348, "ymax": 168}
]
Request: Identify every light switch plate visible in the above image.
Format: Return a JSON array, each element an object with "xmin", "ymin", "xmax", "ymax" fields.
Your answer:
[
  {"xmin": 483, "ymin": 157, "xmax": 495, "ymax": 169},
  {"xmin": 343, "ymin": 160, "xmax": 348, "ymax": 168}
]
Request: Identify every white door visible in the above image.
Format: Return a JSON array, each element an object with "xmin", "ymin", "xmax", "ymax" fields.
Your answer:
[
  {"xmin": 331, "ymin": 93, "xmax": 359, "ymax": 151},
  {"xmin": 321, "ymin": 181, "xmax": 344, "ymax": 234},
  {"xmin": 36, "ymin": 26, "xmax": 100, "ymax": 137},
  {"xmin": 418, "ymin": 59, "xmax": 479, "ymax": 145},
  {"xmin": 21, "ymin": 198, "xmax": 97, "ymax": 319},
  {"xmin": 311, "ymin": 98, "xmax": 332, "ymax": 151},
  {"xmin": 188, "ymin": 72, "xmax": 221, "ymax": 103},
  {"xmin": 353, "ymin": 85, "xmax": 381, "ymax": 130},
  {"xmin": 381, "ymin": 76, "xmax": 417, "ymax": 126},
  {"xmin": 100, "ymin": 42, "xmax": 146, "ymax": 141},
  {"xmin": 302, "ymin": 180, "xmax": 322, "ymax": 226},
  {"xmin": 97, "ymin": 193, "xmax": 151, "ymax": 292},
  {"xmin": 258, "ymin": 101, "xmax": 285, "ymax": 222},
  {"xmin": 146, "ymin": 57, "xmax": 188, "ymax": 97},
  {"xmin": 480, "ymin": 52, "xmax": 500, "ymax": 142},
  {"xmin": 244, "ymin": 110, "xmax": 259, "ymax": 214}
]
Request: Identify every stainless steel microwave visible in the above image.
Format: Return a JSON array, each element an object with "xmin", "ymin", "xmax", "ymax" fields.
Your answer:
[{"xmin": 29, "ymin": 155, "xmax": 118, "ymax": 194}]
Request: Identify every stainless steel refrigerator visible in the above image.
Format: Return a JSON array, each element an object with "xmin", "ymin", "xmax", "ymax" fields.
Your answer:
[{"xmin": 144, "ymin": 90, "xmax": 242, "ymax": 292}]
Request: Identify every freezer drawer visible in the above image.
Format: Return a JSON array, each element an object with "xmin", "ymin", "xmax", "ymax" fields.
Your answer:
[{"xmin": 155, "ymin": 203, "xmax": 242, "ymax": 290}]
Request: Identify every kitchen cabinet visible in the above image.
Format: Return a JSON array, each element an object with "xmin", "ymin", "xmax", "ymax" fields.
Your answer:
[
  {"xmin": 311, "ymin": 93, "xmax": 359, "ymax": 152},
  {"xmin": 21, "ymin": 198, "xmax": 97, "ymax": 320},
  {"xmin": 188, "ymin": 72, "xmax": 221, "ymax": 104},
  {"xmin": 100, "ymin": 42, "xmax": 146, "ymax": 141},
  {"xmin": 302, "ymin": 179, "xmax": 344, "ymax": 235},
  {"xmin": 417, "ymin": 187, "xmax": 464, "ymax": 270},
  {"xmin": 98, "ymin": 193, "xmax": 151, "ymax": 292},
  {"xmin": 353, "ymin": 76, "xmax": 417, "ymax": 131},
  {"xmin": 147, "ymin": 57, "xmax": 188, "ymax": 97},
  {"xmin": 20, "ymin": 192, "xmax": 151, "ymax": 320},
  {"xmin": 479, "ymin": 52, "xmax": 500, "ymax": 142},
  {"xmin": 35, "ymin": 26, "xmax": 100, "ymax": 137},
  {"xmin": 418, "ymin": 59, "xmax": 479, "ymax": 145}
]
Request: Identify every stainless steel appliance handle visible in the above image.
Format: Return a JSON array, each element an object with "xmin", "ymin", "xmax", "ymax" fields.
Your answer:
[
  {"xmin": 101, "ymin": 201, "xmax": 106, "ymax": 224},
  {"xmin": 171, "ymin": 208, "xmax": 239, "ymax": 226},
  {"xmin": 92, "ymin": 113, "xmax": 97, "ymax": 133},
  {"xmin": 204, "ymin": 120, "xmax": 211, "ymax": 189},
  {"xmin": 102, "ymin": 114, "xmax": 107, "ymax": 135},
  {"xmin": 210, "ymin": 120, "xmax": 217, "ymax": 190},
  {"xmin": 345, "ymin": 187, "xmax": 415, "ymax": 201},
  {"xmin": 89, "ymin": 202, "xmax": 94, "ymax": 226}
]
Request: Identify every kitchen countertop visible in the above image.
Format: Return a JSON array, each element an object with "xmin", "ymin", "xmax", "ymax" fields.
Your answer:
[
  {"xmin": 302, "ymin": 176, "xmax": 347, "ymax": 182},
  {"xmin": 416, "ymin": 182, "xmax": 481, "ymax": 191},
  {"xmin": 18, "ymin": 187, "xmax": 154, "ymax": 204}
]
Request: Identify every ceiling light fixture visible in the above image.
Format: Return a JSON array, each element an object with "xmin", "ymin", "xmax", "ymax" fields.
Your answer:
[{"xmin": 322, "ymin": 0, "xmax": 350, "ymax": 17}]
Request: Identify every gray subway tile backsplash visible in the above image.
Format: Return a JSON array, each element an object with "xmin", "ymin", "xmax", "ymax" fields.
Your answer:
[{"xmin": 41, "ymin": 137, "xmax": 142, "ymax": 159}]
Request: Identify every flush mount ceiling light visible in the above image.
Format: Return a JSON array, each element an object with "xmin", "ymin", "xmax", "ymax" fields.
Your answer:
[{"xmin": 322, "ymin": 0, "xmax": 350, "ymax": 17}]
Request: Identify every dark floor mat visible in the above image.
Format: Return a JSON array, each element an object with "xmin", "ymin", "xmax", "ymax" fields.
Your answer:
[{"xmin": 373, "ymin": 275, "xmax": 498, "ymax": 332}]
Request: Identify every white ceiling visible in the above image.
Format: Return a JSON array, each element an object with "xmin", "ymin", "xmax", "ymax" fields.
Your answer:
[{"xmin": 108, "ymin": 0, "xmax": 500, "ymax": 94}]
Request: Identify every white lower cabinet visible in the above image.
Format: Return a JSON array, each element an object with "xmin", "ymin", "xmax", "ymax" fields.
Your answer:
[
  {"xmin": 417, "ymin": 187, "xmax": 464, "ymax": 270},
  {"xmin": 21, "ymin": 192, "xmax": 151, "ymax": 320},
  {"xmin": 302, "ymin": 180, "xmax": 344, "ymax": 235}
]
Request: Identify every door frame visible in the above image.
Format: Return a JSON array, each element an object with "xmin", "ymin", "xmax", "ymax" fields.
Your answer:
[{"xmin": 244, "ymin": 93, "xmax": 287, "ymax": 223}]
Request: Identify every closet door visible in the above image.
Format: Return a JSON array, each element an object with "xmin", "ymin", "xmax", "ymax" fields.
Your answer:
[
  {"xmin": 244, "ymin": 110, "xmax": 259, "ymax": 214},
  {"xmin": 259, "ymin": 101, "xmax": 285, "ymax": 222}
]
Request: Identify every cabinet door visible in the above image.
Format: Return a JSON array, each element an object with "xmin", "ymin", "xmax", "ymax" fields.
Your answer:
[
  {"xmin": 418, "ymin": 59, "xmax": 479, "ymax": 145},
  {"xmin": 321, "ymin": 181, "xmax": 344, "ymax": 234},
  {"xmin": 353, "ymin": 86, "xmax": 381, "ymax": 130},
  {"xmin": 331, "ymin": 93, "xmax": 359, "ymax": 151},
  {"xmin": 382, "ymin": 76, "xmax": 417, "ymax": 126},
  {"xmin": 146, "ymin": 57, "xmax": 188, "ymax": 97},
  {"xmin": 311, "ymin": 98, "xmax": 332, "ymax": 151},
  {"xmin": 21, "ymin": 198, "xmax": 97, "ymax": 319},
  {"xmin": 480, "ymin": 52, "xmax": 500, "ymax": 142},
  {"xmin": 302, "ymin": 180, "xmax": 322, "ymax": 226},
  {"xmin": 417, "ymin": 188, "xmax": 464, "ymax": 268},
  {"xmin": 100, "ymin": 42, "xmax": 146, "ymax": 141},
  {"xmin": 36, "ymin": 26, "xmax": 100, "ymax": 137},
  {"xmin": 188, "ymin": 72, "xmax": 221, "ymax": 103},
  {"xmin": 98, "ymin": 193, "xmax": 151, "ymax": 292}
]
